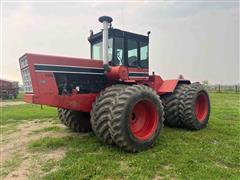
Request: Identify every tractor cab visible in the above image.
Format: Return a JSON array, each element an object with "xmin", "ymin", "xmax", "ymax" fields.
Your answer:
[{"xmin": 88, "ymin": 28, "xmax": 149, "ymax": 69}]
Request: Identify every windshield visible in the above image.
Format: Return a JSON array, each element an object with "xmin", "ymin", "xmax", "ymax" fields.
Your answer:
[{"xmin": 92, "ymin": 38, "xmax": 113, "ymax": 61}]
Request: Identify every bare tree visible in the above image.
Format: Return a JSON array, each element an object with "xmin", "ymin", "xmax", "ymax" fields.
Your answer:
[{"xmin": 202, "ymin": 80, "xmax": 209, "ymax": 86}]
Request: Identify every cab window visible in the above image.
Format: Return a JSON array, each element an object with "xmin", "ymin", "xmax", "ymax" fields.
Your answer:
[
  {"xmin": 92, "ymin": 38, "xmax": 113, "ymax": 61},
  {"xmin": 92, "ymin": 41, "xmax": 102, "ymax": 60},
  {"xmin": 140, "ymin": 42, "xmax": 148, "ymax": 68},
  {"xmin": 114, "ymin": 37, "xmax": 124, "ymax": 65},
  {"xmin": 108, "ymin": 38, "xmax": 113, "ymax": 62},
  {"xmin": 127, "ymin": 39, "xmax": 138, "ymax": 67}
]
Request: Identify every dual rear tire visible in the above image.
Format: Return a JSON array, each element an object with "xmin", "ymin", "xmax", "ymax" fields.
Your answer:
[
  {"xmin": 91, "ymin": 85, "xmax": 164, "ymax": 152},
  {"xmin": 161, "ymin": 84, "xmax": 187, "ymax": 127},
  {"xmin": 162, "ymin": 82, "xmax": 210, "ymax": 130},
  {"xmin": 58, "ymin": 108, "xmax": 91, "ymax": 132},
  {"xmin": 179, "ymin": 82, "xmax": 210, "ymax": 130}
]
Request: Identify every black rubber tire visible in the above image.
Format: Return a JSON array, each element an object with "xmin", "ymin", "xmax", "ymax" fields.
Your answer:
[
  {"xmin": 58, "ymin": 108, "xmax": 67, "ymax": 125},
  {"xmin": 58, "ymin": 108, "xmax": 91, "ymax": 132},
  {"xmin": 161, "ymin": 84, "xmax": 187, "ymax": 127},
  {"xmin": 179, "ymin": 82, "xmax": 210, "ymax": 130},
  {"xmin": 109, "ymin": 85, "xmax": 164, "ymax": 152},
  {"xmin": 90, "ymin": 85, "xmax": 127, "ymax": 145}
]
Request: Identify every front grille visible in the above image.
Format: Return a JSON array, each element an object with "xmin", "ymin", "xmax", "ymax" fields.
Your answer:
[
  {"xmin": 20, "ymin": 56, "xmax": 33, "ymax": 93},
  {"xmin": 22, "ymin": 68, "xmax": 33, "ymax": 93}
]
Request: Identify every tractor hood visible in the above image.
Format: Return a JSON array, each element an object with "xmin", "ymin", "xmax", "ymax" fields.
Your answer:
[{"xmin": 19, "ymin": 53, "xmax": 106, "ymax": 112}]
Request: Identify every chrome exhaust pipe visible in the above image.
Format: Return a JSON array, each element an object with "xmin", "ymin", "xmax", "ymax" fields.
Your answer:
[{"xmin": 98, "ymin": 16, "xmax": 113, "ymax": 71}]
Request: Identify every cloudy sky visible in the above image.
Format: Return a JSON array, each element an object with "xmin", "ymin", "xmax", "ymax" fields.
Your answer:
[{"xmin": 1, "ymin": 1, "xmax": 239, "ymax": 85}]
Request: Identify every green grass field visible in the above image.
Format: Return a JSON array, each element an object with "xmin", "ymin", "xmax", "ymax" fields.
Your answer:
[{"xmin": 1, "ymin": 92, "xmax": 240, "ymax": 179}]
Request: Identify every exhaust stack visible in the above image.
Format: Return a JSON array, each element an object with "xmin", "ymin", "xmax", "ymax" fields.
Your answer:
[{"xmin": 98, "ymin": 16, "xmax": 113, "ymax": 71}]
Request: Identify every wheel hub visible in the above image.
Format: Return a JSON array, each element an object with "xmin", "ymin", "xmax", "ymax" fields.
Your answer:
[
  {"xmin": 131, "ymin": 112, "xmax": 137, "ymax": 122},
  {"xmin": 195, "ymin": 92, "xmax": 209, "ymax": 122},
  {"xmin": 130, "ymin": 100, "xmax": 158, "ymax": 141}
]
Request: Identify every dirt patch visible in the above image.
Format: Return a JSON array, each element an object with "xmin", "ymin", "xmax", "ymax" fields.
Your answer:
[
  {"xmin": 215, "ymin": 160, "xmax": 232, "ymax": 169},
  {"xmin": 4, "ymin": 148, "xmax": 66, "ymax": 180},
  {"xmin": 119, "ymin": 161, "xmax": 130, "ymax": 171},
  {"xmin": 162, "ymin": 165, "xmax": 172, "ymax": 170},
  {"xmin": 4, "ymin": 159, "xmax": 30, "ymax": 180},
  {"xmin": 152, "ymin": 175, "xmax": 165, "ymax": 180},
  {"xmin": 1, "ymin": 120, "xmax": 63, "ymax": 163},
  {"xmin": 152, "ymin": 165, "xmax": 175, "ymax": 180},
  {"xmin": 0, "ymin": 101, "xmax": 26, "ymax": 108},
  {"xmin": 153, "ymin": 174, "xmax": 176, "ymax": 180},
  {"xmin": 45, "ymin": 148, "xmax": 65, "ymax": 160},
  {"xmin": 1, "ymin": 120, "xmax": 68, "ymax": 179}
]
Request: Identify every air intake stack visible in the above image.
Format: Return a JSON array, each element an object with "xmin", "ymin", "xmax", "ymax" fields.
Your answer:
[{"xmin": 98, "ymin": 16, "xmax": 113, "ymax": 71}]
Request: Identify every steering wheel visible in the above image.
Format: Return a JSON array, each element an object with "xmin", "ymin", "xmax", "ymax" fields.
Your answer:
[{"xmin": 128, "ymin": 56, "xmax": 138, "ymax": 66}]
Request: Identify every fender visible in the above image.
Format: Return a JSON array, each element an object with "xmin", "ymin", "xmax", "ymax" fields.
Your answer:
[{"xmin": 157, "ymin": 79, "xmax": 191, "ymax": 95}]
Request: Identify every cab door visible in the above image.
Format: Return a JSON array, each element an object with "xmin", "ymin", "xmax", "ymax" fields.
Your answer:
[{"xmin": 126, "ymin": 39, "xmax": 149, "ymax": 80}]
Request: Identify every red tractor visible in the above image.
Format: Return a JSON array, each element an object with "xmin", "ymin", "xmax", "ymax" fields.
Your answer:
[{"xmin": 19, "ymin": 16, "xmax": 210, "ymax": 152}]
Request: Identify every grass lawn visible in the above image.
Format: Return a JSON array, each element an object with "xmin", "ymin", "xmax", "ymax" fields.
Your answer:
[
  {"xmin": 1, "ymin": 92, "xmax": 240, "ymax": 179},
  {"xmin": 1, "ymin": 104, "xmax": 57, "ymax": 125}
]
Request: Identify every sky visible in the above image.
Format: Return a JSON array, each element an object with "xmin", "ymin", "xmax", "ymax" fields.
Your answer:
[{"xmin": 1, "ymin": 1, "xmax": 239, "ymax": 85}]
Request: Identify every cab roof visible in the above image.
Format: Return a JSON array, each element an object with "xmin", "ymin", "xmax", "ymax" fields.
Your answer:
[{"xmin": 88, "ymin": 28, "xmax": 149, "ymax": 44}]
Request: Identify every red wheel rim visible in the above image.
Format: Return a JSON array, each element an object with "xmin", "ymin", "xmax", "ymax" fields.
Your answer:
[
  {"xmin": 194, "ymin": 92, "xmax": 209, "ymax": 122},
  {"xmin": 130, "ymin": 100, "xmax": 158, "ymax": 141}
]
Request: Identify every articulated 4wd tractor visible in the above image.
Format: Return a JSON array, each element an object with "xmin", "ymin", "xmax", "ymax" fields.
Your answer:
[{"xmin": 19, "ymin": 16, "xmax": 210, "ymax": 152}]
